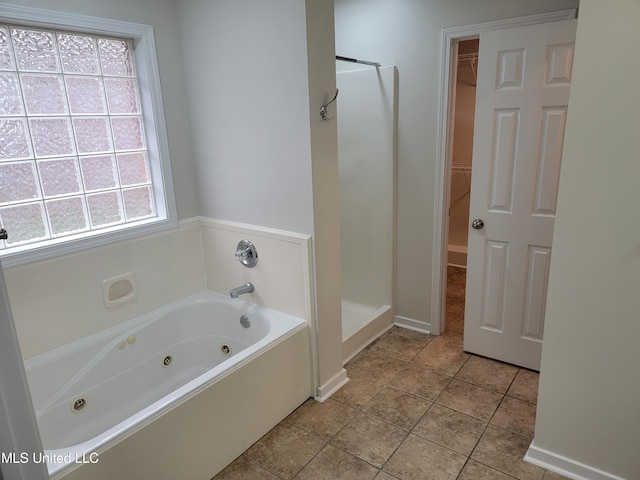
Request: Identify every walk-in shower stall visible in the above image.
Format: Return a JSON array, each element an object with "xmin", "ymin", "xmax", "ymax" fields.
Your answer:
[{"xmin": 336, "ymin": 63, "xmax": 397, "ymax": 362}]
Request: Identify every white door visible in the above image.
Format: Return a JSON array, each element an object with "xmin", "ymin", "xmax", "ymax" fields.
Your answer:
[{"xmin": 464, "ymin": 19, "xmax": 577, "ymax": 370}]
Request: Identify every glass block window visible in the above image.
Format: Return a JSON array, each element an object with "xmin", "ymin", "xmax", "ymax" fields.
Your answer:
[{"xmin": 0, "ymin": 24, "xmax": 157, "ymax": 252}]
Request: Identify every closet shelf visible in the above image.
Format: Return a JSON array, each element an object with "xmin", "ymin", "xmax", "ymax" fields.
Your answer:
[{"xmin": 452, "ymin": 163, "xmax": 472, "ymax": 174}]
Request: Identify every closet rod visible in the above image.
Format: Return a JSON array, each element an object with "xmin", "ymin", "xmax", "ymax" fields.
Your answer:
[
  {"xmin": 336, "ymin": 55, "xmax": 381, "ymax": 67},
  {"xmin": 457, "ymin": 52, "xmax": 478, "ymax": 86},
  {"xmin": 457, "ymin": 53, "xmax": 478, "ymax": 64}
]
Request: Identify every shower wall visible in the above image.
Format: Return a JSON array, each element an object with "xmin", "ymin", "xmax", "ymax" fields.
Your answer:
[
  {"xmin": 5, "ymin": 218, "xmax": 314, "ymax": 360},
  {"xmin": 337, "ymin": 65, "xmax": 396, "ymax": 345},
  {"xmin": 5, "ymin": 222, "xmax": 205, "ymax": 359}
]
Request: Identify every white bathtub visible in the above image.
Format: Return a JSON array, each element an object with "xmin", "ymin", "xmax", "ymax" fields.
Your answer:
[{"xmin": 24, "ymin": 290, "xmax": 311, "ymax": 480}]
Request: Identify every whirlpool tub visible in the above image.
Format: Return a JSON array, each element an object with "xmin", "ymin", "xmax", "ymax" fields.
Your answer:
[{"xmin": 24, "ymin": 290, "xmax": 311, "ymax": 480}]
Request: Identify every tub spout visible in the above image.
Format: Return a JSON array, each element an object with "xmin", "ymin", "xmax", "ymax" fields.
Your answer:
[{"xmin": 229, "ymin": 282, "xmax": 254, "ymax": 298}]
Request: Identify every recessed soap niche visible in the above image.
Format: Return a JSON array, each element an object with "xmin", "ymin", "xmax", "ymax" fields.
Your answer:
[{"xmin": 102, "ymin": 272, "xmax": 137, "ymax": 309}]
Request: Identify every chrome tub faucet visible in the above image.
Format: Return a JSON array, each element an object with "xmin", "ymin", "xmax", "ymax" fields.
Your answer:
[{"xmin": 229, "ymin": 282, "xmax": 254, "ymax": 298}]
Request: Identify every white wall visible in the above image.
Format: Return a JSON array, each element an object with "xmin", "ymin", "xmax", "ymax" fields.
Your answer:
[
  {"xmin": 0, "ymin": 0, "xmax": 203, "ymax": 360},
  {"xmin": 175, "ymin": 0, "xmax": 315, "ymax": 235},
  {"xmin": 334, "ymin": 0, "xmax": 580, "ymax": 326},
  {"xmin": 176, "ymin": 0, "xmax": 344, "ymax": 395},
  {"xmin": 0, "ymin": 0, "xmax": 199, "ymax": 220},
  {"xmin": 1, "ymin": 0, "xmax": 343, "ymax": 405},
  {"xmin": 529, "ymin": 1, "xmax": 640, "ymax": 478},
  {"xmin": 303, "ymin": 0, "xmax": 345, "ymax": 397}
]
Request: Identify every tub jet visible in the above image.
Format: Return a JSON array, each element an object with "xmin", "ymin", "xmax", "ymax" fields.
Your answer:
[{"xmin": 71, "ymin": 397, "xmax": 87, "ymax": 413}]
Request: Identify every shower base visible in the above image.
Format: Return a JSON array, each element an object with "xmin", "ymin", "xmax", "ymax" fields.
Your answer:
[{"xmin": 342, "ymin": 301, "xmax": 393, "ymax": 363}]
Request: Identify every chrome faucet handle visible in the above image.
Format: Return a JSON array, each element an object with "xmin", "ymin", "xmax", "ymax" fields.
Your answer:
[{"xmin": 235, "ymin": 240, "xmax": 258, "ymax": 268}]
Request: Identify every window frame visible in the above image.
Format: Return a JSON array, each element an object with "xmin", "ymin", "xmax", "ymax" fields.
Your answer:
[{"xmin": 0, "ymin": 3, "xmax": 177, "ymax": 267}]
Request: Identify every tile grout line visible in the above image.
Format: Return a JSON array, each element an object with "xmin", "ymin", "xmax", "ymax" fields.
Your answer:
[
  {"xmin": 378, "ymin": 337, "xmax": 470, "ymax": 476},
  {"xmin": 233, "ymin": 264, "xmax": 546, "ymax": 479},
  {"xmin": 448, "ymin": 354, "xmax": 539, "ymax": 478},
  {"xmin": 238, "ymin": 453, "xmax": 287, "ymax": 480},
  {"xmin": 376, "ymin": 339, "xmax": 476, "ymax": 476},
  {"xmin": 281, "ymin": 418, "xmax": 329, "ymax": 479},
  {"xmin": 335, "ymin": 340, "xmax": 441, "ymax": 476},
  {"xmin": 341, "ymin": 332, "xmax": 527, "ymax": 477},
  {"xmin": 330, "ymin": 358, "xmax": 416, "ymax": 475}
]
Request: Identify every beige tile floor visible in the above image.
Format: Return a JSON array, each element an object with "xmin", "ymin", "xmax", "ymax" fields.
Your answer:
[{"xmin": 213, "ymin": 267, "xmax": 567, "ymax": 480}]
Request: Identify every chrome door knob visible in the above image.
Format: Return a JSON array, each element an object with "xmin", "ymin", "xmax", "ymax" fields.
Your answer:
[{"xmin": 471, "ymin": 219, "xmax": 484, "ymax": 230}]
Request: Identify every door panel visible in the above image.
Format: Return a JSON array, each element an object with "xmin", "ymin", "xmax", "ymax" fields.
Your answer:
[
  {"xmin": 480, "ymin": 240, "xmax": 509, "ymax": 332},
  {"xmin": 522, "ymin": 245, "xmax": 552, "ymax": 340},
  {"xmin": 533, "ymin": 107, "xmax": 567, "ymax": 215},
  {"xmin": 464, "ymin": 19, "xmax": 577, "ymax": 370},
  {"xmin": 488, "ymin": 108, "xmax": 518, "ymax": 212}
]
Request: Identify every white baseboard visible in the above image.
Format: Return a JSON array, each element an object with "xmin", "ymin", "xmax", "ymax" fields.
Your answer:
[
  {"xmin": 525, "ymin": 440, "xmax": 627, "ymax": 480},
  {"xmin": 393, "ymin": 315, "xmax": 431, "ymax": 334},
  {"xmin": 314, "ymin": 368, "xmax": 349, "ymax": 403},
  {"xmin": 447, "ymin": 245, "xmax": 467, "ymax": 267}
]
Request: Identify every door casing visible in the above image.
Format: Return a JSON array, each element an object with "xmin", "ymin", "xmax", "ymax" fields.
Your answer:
[{"xmin": 431, "ymin": 9, "xmax": 577, "ymax": 336}]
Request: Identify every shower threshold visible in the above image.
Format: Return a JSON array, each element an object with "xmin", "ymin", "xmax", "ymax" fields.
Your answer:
[{"xmin": 342, "ymin": 301, "xmax": 393, "ymax": 363}]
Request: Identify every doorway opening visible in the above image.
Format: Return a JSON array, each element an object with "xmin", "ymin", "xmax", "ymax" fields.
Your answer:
[
  {"xmin": 444, "ymin": 38, "xmax": 478, "ymax": 335},
  {"xmin": 433, "ymin": 10, "xmax": 576, "ymax": 340},
  {"xmin": 436, "ymin": 11, "xmax": 576, "ymax": 371}
]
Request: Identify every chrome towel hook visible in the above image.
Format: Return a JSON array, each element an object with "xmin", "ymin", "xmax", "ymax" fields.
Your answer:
[{"xmin": 320, "ymin": 89, "xmax": 339, "ymax": 121}]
